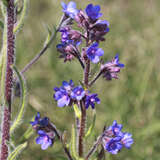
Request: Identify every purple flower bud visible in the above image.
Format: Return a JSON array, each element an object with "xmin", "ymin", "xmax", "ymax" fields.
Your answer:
[
  {"xmin": 75, "ymin": 10, "xmax": 90, "ymax": 29},
  {"xmin": 89, "ymin": 20, "xmax": 110, "ymax": 42},
  {"xmin": 86, "ymin": 42, "xmax": 104, "ymax": 63},
  {"xmin": 101, "ymin": 54, "xmax": 124, "ymax": 80},
  {"xmin": 61, "ymin": 1, "xmax": 79, "ymax": 19},
  {"xmin": 71, "ymin": 86, "xmax": 85, "ymax": 100},
  {"xmin": 85, "ymin": 4, "xmax": 102, "ymax": 21},
  {"xmin": 85, "ymin": 93, "xmax": 100, "ymax": 109}
]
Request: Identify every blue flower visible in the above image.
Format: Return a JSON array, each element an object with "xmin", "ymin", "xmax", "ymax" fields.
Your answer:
[
  {"xmin": 85, "ymin": 4, "xmax": 102, "ymax": 21},
  {"xmin": 121, "ymin": 132, "xmax": 134, "ymax": 149},
  {"xmin": 54, "ymin": 87, "xmax": 70, "ymax": 107},
  {"xmin": 62, "ymin": 80, "xmax": 74, "ymax": 92},
  {"xmin": 86, "ymin": 42, "xmax": 104, "ymax": 63},
  {"xmin": 101, "ymin": 54, "xmax": 124, "ymax": 80},
  {"xmin": 110, "ymin": 120, "xmax": 123, "ymax": 136},
  {"xmin": 105, "ymin": 137, "xmax": 123, "ymax": 154},
  {"xmin": 36, "ymin": 130, "xmax": 53, "ymax": 150},
  {"xmin": 61, "ymin": 1, "xmax": 79, "ymax": 18},
  {"xmin": 71, "ymin": 86, "xmax": 85, "ymax": 100},
  {"xmin": 85, "ymin": 94, "xmax": 100, "ymax": 109},
  {"xmin": 103, "ymin": 120, "xmax": 133, "ymax": 154}
]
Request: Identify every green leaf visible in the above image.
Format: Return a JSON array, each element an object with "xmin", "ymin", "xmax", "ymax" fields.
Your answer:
[
  {"xmin": 7, "ymin": 142, "xmax": 27, "ymax": 160},
  {"xmin": 73, "ymin": 104, "xmax": 81, "ymax": 119},
  {"xmin": 13, "ymin": 0, "xmax": 28, "ymax": 34},
  {"xmin": 2, "ymin": 0, "xmax": 8, "ymax": 7},
  {"xmin": 0, "ymin": 19, "xmax": 4, "ymax": 29},
  {"xmin": 19, "ymin": 125, "xmax": 34, "ymax": 143},
  {"xmin": 43, "ymin": 24, "xmax": 52, "ymax": 46},
  {"xmin": 70, "ymin": 124, "xmax": 79, "ymax": 160},
  {"xmin": 0, "ymin": 12, "xmax": 8, "ymax": 105},
  {"xmin": 85, "ymin": 109, "xmax": 96, "ymax": 139},
  {"xmin": 10, "ymin": 66, "xmax": 27, "ymax": 135}
]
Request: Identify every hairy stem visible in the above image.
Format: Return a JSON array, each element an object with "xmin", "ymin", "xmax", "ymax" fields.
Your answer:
[
  {"xmin": 85, "ymin": 134, "xmax": 104, "ymax": 160},
  {"xmin": 84, "ymin": 59, "xmax": 90, "ymax": 88},
  {"xmin": 21, "ymin": 14, "xmax": 65, "ymax": 74},
  {"xmin": 49, "ymin": 123, "xmax": 73, "ymax": 160},
  {"xmin": 89, "ymin": 70, "xmax": 103, "ymax": 87},
  {"xmin": 0, "ymin": 0, "xmax": 15, "ymax": 160},
  {"xmin": 78, "ymin": 100, "xmax": 86, "ymax": 157}
]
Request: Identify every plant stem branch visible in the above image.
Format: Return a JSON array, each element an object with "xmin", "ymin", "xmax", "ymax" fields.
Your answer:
[
  {"xmin": 0, "ymin": 1, "xmax": 15, "ymax": 160},
  {"xmin": 85, "ymin": 134, "xmax": 104, "ymax": 160},
  {"xmin": 21, "ymin": 14, "xmax": 65, "ymax": 74},
  {"xmin": 89, "ymin": 70, "xmax": 103, "ymax": 87},
  {"xmin": 78, "ymin": 100, "xmax": 86, "ymax": 157},
  {"xmin": 49, "ymin": 122, "xmax": 73, "ymax": 160}
]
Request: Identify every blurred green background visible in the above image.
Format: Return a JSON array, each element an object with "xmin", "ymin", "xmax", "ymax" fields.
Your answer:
[{"xmin": 1, "ymin": 0, "xmax": 160, "ymax": 159}]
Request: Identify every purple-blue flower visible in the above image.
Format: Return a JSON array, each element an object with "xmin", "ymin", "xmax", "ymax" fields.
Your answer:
[
  {"xmin": 61, "ymin": 1, "xmax": 79, "ymax": 19},
  {"xmin": 86, "ymin": 42, "xmax": 104, "ymax": 63},
  {"xmin": 85, "ymin": 93, "xmax": 100, "ymax": 109},
  {"xmin": 101, "ymin": 54, "xmax": 124, "ymax": 80},
  {"xmin": 104, "ymin": 137, "xmax": 123, "ymax": 154},
  {"xmin": 103, "ymin": 120, "xmax": 133, "ymax": 154},
  {"xmin": 85, "ymin": 4, "xmax": 102, "ymax": 21},
  {"xmin": 54, "ymin": 87, "xmax": 70, "ymax": 107},
  {"xmin": 71, "ymin": 86, "xmax": 85, "ymax": 100},
  {"xmin": 62, "ymin": 80, "xmax": 74, "ymax": 92},
  {"xmin": 121, "ymin": 132, "xmax": 134, "ymax": 149},
  {"xmin": 36, "ymin": 130, "xmax": 53, "ymax": 150}
]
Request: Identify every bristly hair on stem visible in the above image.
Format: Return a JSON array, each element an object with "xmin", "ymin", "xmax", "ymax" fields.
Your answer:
[{"xmin": 0, "ymin": 0, "xmax": 15, "ymax": 160}]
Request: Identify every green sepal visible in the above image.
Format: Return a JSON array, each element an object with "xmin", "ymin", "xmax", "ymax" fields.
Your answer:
[
  {"xmin": 10, "ymin": 66, "xmax": 27, "ymax": 135},
  {"xmin": 73, "ymin": 104, "xmax": 81, "ymax": 119},
  {"xmin": 85, "ymin": 109, "xmax": 96, "ymax": 139},
  {"xmin": 7, "ymin": 142, "xmax": 27, "ymax": 160}
]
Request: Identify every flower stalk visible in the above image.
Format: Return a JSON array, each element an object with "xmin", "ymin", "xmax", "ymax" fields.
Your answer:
[{"xmin": 0, "ymin": 0, "xmax": 15, "ymax": 160}]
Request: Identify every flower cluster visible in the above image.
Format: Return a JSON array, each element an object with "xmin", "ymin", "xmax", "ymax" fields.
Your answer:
[
  {"xmin": 53, "ymin": 80, "xmax": 100, "ymax": 109},
  {"xmin": 30, "ymin": 113, "xmax": 55, "ymax": 150},
  {"xmin": 102, "ymin": 120, "xmax": 133, "ymax": 154},
  {"xmin": 56, "ymin": 1, "xmax": 124, "ymax": 80}
]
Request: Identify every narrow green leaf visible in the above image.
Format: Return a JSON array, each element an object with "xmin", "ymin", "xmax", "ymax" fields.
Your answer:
[
  {"xmin": 2, "ymin": 0, "xmax": 8, "ymax": 7},
  {"xmin": 0, "ymin": 1, "xmax": 7, "ymax": 17},
  {"xmin": 7, "ymin": 142, "xmax": 27, "ymax": 160},
  {"xmin": 73, "ymin": 104, "xmax": 81, "ymax": 119},
  {"xmin": 13, "ymin": 0, "xmax": 28, "ymax": 34},
  {"xmin": 0, "ymin": 14, "xmax": 8, "ymax": 105},
  {"xmin": 85, "ymin": 109, "xmax": 96, "ymax": 139},
  {"xmin": 0, "ymin": 19, "xmax": 4, "ymax": 29},
  {"xmin": 19, "ymin": 125, "xmax": 34, "ymax": 143},
  {"xmin": 10, "ymin": 66, "xmax": 27, "ymax": 135},
  {"xmin": 43, "ymin": 24, "xmax": 52, "ymax": 46},
  {"xmin": 71, "ymin": 124, "xmax": 79, "ymax": 160}
]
